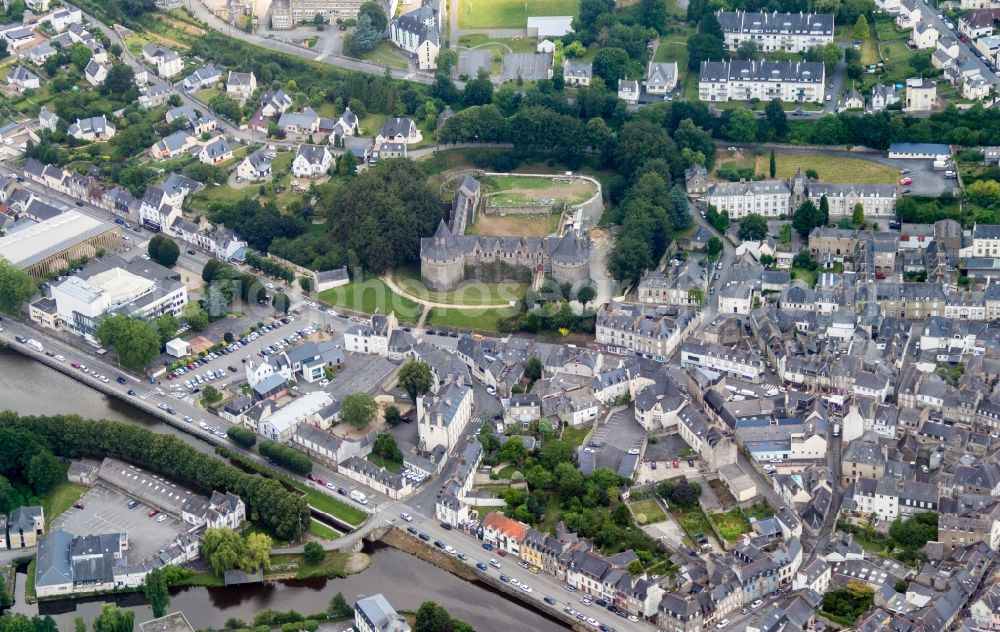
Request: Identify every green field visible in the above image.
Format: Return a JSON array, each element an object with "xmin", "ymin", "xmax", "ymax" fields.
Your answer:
[
  {"xmin": 630, "ymin": 499, "xmax": 668, "ymax": 525},
  {"xmin": 426, "ymin": 306, "xmax": 517, "ymax": 331},
  {"xmin": 301, "ymin": 486, "xmax": 368, "ymax": 525},
  {"xmin": 756, "ymin": 153, "xmax": 899, "ymax": 184},
  {"xmin": 318, "ymin": 279, "xmax": 424, "ymax": 321},
  {"xmin": 672, "ymin": 507, "xmax": 716, "ymax": 545},
  {"xmin": 458, "ymin": 0, "xmax": 580, "ymax": 28},
  {"xmin": 392, "ymin": 269, "xmax": 526, "ymax": 306},
  {"xmin": 359, "ymin": 42, "xmax": 410, "ymax": 70},
  {"xmin": 43, "ymin": 481, "xmax": 87, "ymax": 522}
]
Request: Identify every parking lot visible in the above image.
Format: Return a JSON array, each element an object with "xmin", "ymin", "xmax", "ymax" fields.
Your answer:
[
  {"xmin": 501, "ymin": 53, "xmax": 554, "ymax": 81},
  {"xmin": 52, "ymin": 485, "xmax": 187, "ymax": 562},
  {"xmin": 457, "ymin": 50, "xmax": 491, "ymax": 78},
  {"xmin": 590, "ymin": 409, "xmax": 646, "ymax": 471}
]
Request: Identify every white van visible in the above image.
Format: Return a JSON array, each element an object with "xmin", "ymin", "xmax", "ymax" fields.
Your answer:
[{"xmin": 350, "ymin": 490, "xmax": 368, "ymax": 505}]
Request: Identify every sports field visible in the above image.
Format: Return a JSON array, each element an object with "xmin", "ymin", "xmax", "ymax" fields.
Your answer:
[{"xmin": 458, "ymin": 0, "xmax": 580, "ymax": 28}]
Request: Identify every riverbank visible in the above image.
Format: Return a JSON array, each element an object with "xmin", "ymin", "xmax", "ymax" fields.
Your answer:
[{"xmin": 381, "ymin": 528, "xmax": 477, "ymax": 581}]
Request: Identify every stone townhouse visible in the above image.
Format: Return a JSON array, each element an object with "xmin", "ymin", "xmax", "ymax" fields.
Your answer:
[
  {"xmin": 705, "ymin": 179, "xmax": 791, "ymax": 218},
  {"xmin": 636, "ymin": 263, "xmax": 707, "ymax": 307},
  {"xmin": 482, "ymin": 512, "xmax": 528, "ymax": 556},
  {"xmin": 595, "ymin": 303, "xmax": 702, "ymax": 362}
]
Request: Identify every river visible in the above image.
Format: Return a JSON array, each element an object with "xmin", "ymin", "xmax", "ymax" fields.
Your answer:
[{"xmin": 0, "ymin": 350, "xmax": 566, "ymax": 632}]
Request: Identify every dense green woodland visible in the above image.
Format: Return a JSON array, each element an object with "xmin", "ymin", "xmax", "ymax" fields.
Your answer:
[{"xmin": 0, "ymin": 413, "xmax": 310, "ymax": 541}]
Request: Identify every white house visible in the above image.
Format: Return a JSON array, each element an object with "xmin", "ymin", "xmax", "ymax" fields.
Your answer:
[
  {"xmin": 237, "ymin": 149, "xmax": 272, "ymax": 181},
  {"xmin": 389, "ymin": 3, "xmax": 440, "ymax": 70},
  {"xmin": 141, "ymin": 44, "xmax": 183, "ymax": 78},
  {"xmin": 84, "ymin": 60, "xmax": 109, "ymax": 86},
  {"xmin": 7, "ymin": 66, "xmax": 40, "ymax": 90},
  {"xmin": 618, "ymin": 78, "xmax": 639, "ymax": 104},
  {"xmin": 417, "ymin": 383, "xmax": 474, "ymax": 452},
  {"xmin": 376, "ymin": 117, "xmax": 423, "ymax": 145},
  {"xmin": 291, "ymin": 144, "xmax": 332, "ymax": 177},
  {"xmin": 643, "ymin": 61, "xmax": 678, "ymax": 95},
  {"xmin": 68, "ymin": 116, "xmax": 116, "ymax": 141},
  {"xmin": 198, "ymin": 137, "xmax": 233, "ymax": 165},
  {"xmin": 355, "ymin": 594, "xmax": 410, "ymax": 632},
  {"xmin": 226, "ymin": 71, "xmax": 257, "ymax": 100}
]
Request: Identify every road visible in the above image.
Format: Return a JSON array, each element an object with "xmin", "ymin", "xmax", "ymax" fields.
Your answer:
[
  {"xmin": 183, "ymin": 0, "xmax": 435, "ymax": 85},
  {"xmin": 915, "ymin": 0, "xmax": 1000, "ymax": 90}
]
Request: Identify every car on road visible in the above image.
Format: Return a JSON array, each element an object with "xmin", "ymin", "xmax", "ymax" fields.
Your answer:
[
  {"xmin": 489, "ymin": 558, "xmax": 501, "ymax": 568},
  {"xmin": 482, "ymin": 542, "xmax": 493, "ymax": 550},
  {"xmin": 187, "ymin": 249, "xmax": 196, "ymax": 255},
  {"xmin": 148, "ymin": 509, "xmax": 159, "ymax": 517},
  {"xmin": 499, "ymin": 574, "xmax": 509, "ymax": 582},
  {"xmin": 406, "ymin": 526, "xmax": 418, "ymax": 535},
  {"xmin": 564, "ymin": 584, "xmax": 576, "ymax": 592},
  {"xmin": 400, "ymin": 512, "xmax": 412, "ymax": 521},
  {"xmin": 444, "ymin": 545, "xmax": 456, "ymax": 555},
  {"xmin": 900, "ymin": 177, "xmax": 913, "ymax": 186},
  {"xmin": 440, "ymin": 522, "xmax": 452, "ymax": 530},
  {"xmin": 751, "ymin": 599, "xmax": 763, "ymax": 609},
  {"xmin": 418, "ymin": 532, "xmax": 430, "ymax": 541},
  {"xmin": 73, "ymin": 502, "xmax": 85, "ymax": 509},
  {"xmin": 457, "ymin": 552, "xmax": 468, "ymax": 561},
  {"xmin": 156, "ymin": 514, "xmax": 168, "ymax": 523},
  {"xmin": 716, "ymin": 619, "xmax": 730, "ymax": 629},
  {"xmin": 127, "ymin": 389, "xmax": 136, "ymax": 396},
  {"xmin": 544, "ymin": 596, "xmax": 556, "ymax": 605},
  {"xmin": 476, "ymin": 562, "xmax": 488, "ymax": 571}
]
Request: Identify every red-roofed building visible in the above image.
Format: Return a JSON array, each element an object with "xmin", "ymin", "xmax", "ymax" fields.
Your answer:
[{"xmin": 482, "ymin": 512, "xmax": 529, "ymax": 556}]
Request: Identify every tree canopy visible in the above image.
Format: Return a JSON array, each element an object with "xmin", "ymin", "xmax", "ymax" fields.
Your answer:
[
  {"xmin": 342, "ymin": 393, "xmax": 378, "ymax": 429},
  {"xmin": 95, "ymin": 315, "xmax": 161, "ymax": 372},
  {"xmin": 398, "ymin": 360, "xmax": 434, "ymax": 400}
]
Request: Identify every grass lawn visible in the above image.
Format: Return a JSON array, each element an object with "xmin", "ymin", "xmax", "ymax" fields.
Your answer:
[
  {"xmin": 861, "ymin": 37, "xmax": 879, "ymax": 66},
  {"xmin": 756, "ymin": 153, "xmax": 899, "ymax": 184},
  {"xmin": 359, "ymin": 41, "xmax": 410, "ymax": 69},
  {"xmin": 711, "ymin": 507, "xmax": 751, "ymax": 541},
  {"xmin": 630, "ymin": 499, "xmax": 668, "ymax": 525},
  {"xmin": 426, "ymin": 306, "xmax": 517, "ymax": 332},
  {"xmin": 497, "ymin": 464, "xmax": 518, "ymax": 479},
  {"xmin": 561, "ymin": 426, "xmax": 591, "ymax": 447},
  {"xmin": 654, "ymin": 37, "xmax": 689, "ymax": 75},
  {"xmin": 457, "ymin": 0, "xmax": 579, "ymax": 28},
  {"xmin": 369, "ymin": 455, "xmax": 403, "ymax": 472},
  {"xmin": 745, "ymin": 501, "xmax": 775, "ymax": 521},
  {"xmin": 875, "ymin": 18, "xmax": 909, "ymax": 41},
  {"xmin": 194, "ymin": 87, "xmax": 222, "ymax": 104},
  {"xmin": 268, "ymin": 551, "xmax": 350, "ymax": 579},
  {"xmin": 481, "ymin": 174, "xmax": 598, "ymax": 206},
  {"xmin": 309, "ymin": 519, "xmax": 341, "ymax": 539},
  {"xmin": 672, "ymin": 507, "xmax": 716, "ymax": 545},
  {"xmin": 358, "ymin": 112, "xmax": 389, "ymax": 137},
  {"xmin": 25, "ymin": 558, "xmax": 35, "ymax": 601},
  {"xmin": 300, "ymin": 486, "xmax": 368, "ymax": 526},
  {"xmin": 458, "ymin": 34, "xmax": 538, "ymax": 53},
  {"xmin": 318, "ymin": 279, "xmax": 423, "ymax": 321},
  {"xmin": 666, "ymin": 0, "xmax": 685, "ymax": 17},
  {"xmin": 792, "ymin": 267, "xmax": 819, "ymax": 287},
  {"xmin": 392, "ymin": 268, "xmax": 525, "ymax": 306},
  {"xmin": 879, "ymin": 40, "xmax": 916, "ymax": 85},
  {"xmin": 43, "ymin": 481, "xmax": 87, "ymax": 522},
  {"xmin": 468, "ymin": 212, "xmax": 562, "ymax": 237}
]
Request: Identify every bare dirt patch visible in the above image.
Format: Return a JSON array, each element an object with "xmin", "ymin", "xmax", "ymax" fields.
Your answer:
[{"xmin": 468, "ymin": 213, "xmax": 561, "ymax": 237}]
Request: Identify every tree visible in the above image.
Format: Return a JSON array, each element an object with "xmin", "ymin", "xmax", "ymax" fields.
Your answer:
[
  {"xmin": 793, "ymin": 249, "xmax": 818, "ymax": 271},
  {"xmin": 226, "ymin": 426, "xmax": 256, "ymax": 448},
  {"xmin": 0, "ymin": 40, "xmax": 8, "ymax": 61},
  {"xmin": 144, "ymin": 568, "xmax": 170, "ymax": 618},
  {"xmin": 657, "ymin": 478, "xmax": 702, "ymax": 508},
  {"xmin": 723, "ymin": 109, "xmax": 758, "ymax": 142},
  {"xmin": 577, "ymin": 285, "xmax": 597, "ymax": 305},
  {"xmin": 414, "ymin": 602, "xmax": 471, "ymax": 632},
  {"xmin": 342, "ymin": 393, "xmax": 378, "ymax": 429},
  {"xmin": 244, "ymin": 532, "xmax": 272, "ymax": 571},
  {"xmin": 707, "ymin": 236, "xmax": 723, "ymax": 259},
  {"xmin": 638, "ymin": 0, "xmax": 668, "ymax": 32},
  {"xmin": 437, "ymin": 48, "xmax": 458, "ymax": 74},
  {"xmin": 818, "ymin": 194, "xmax": 830, "ymax": 225},
  {"xmin": 853, "ymin": 14, "xmax": 870, "ymax": 40},
  {"xmin": 69, "ymin": 44, "xmax": 92, "ymax": 72},
  {"xmin": 398, "ymin": 360, "xmax": 434, "ymax": 400},
  {"xmin": 200, "ymin": 385, "xmax": 220, "ymax": 406},
  {"xmin": 182, "ymin": 302, "xmax": 209, "ymax": 331},
  {"xmin": 373, "ymin": 433, "xmax": 402, "ymax": 462},
  {"xmin": 593, "ymin": 47, "xmax": 630, "ymax": 83},
  {"xmin": 852, "ymin": 202, "xmax": 865, "ymax": 227},
  {"xmin": 706, "ymin": 205, "xmax": 730, "ymax": 234},
  {"xmin": 0, "ymin": 257, "xmax": 35, "ymax": 314},
  {"xmin": 792, "ymin": 199, "xmax": 823, "ymax": 238},
  {"xmin": 328, "ymin": 592, "xmax": 352, "ymax": 618},
  {"xmin": 202, "ymin": 258, "xmax": 226, "ymax": 283},
  {"xmin": 688, "ymin": 33, "xmax": 725, "ymax": 70},
  {"xmin": 462, "ymin": 68, "xmax": 494, "ymax": 106},
  {"xmin": 154, "ymin": 315, "xmax": 179, "ymax": 347},
  {"xmin": 303, "ymin": 541, "xmax": 325, "ymax": 565},
  {"xmin": 272, "ymin": 292, "xmax": 290, "ymax": 314},
  {"xmin": 93, "ymin": 605, "xmax": 134, "ymax": 632},
  {"xmin": 147, "ymin": 235, "xmax": 179, "ymax": 267},
  {"xmin": 738, "ymin": 214, "xmax": 769, "ymax": 241},
  {"xmin": 95, "ymin": 315, "xmax": 161, "ymax": 372},
  {"xmin": 578, "ymin": 0, "xmax": 614, "ymax": 35},
  {"xmin": 769, "ymin": 149, "xmax": 776, "ymax": 177},
  {"xmin": 384, "ymin": 405, "xmax": 402, "ymax": 426},
  {"xmin": 202, "ymin": 527, "xmax": 245, "ymax": 575},
  {"xmin": 26, "ymin": 451, "xmax": 63, "ymax": 494},
  {"xmin": 313, "ymin": 12, "xmax": 325, "ymax": 24},
  {"xmin": 764, "ymin": 99, "xmax": 788, "ymax": 140},
  {"xmin": 735, "ymin": 40, "xmax": 759, "ymax": 60},
  {"xmin": 358, "ymin": 0, "xmax": 387, "ymax": 31}
]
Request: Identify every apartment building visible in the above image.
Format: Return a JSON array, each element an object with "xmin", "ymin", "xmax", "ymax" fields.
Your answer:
[
  {"xmin": 716, "ymin": 10, "xmax": 834, "ymax": 53},
  {"xmin": 699, "ymin": 60, "xmax": 825, "ymax": 103},
  {"xmin": 705, "ymin": 179, "xmax": 792, "ymax": 218}
]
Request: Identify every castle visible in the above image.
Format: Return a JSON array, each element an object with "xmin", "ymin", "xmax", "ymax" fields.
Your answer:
[{"xmin": 419, "ymin": 174, "xmax": 591, "ymax": 292}]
